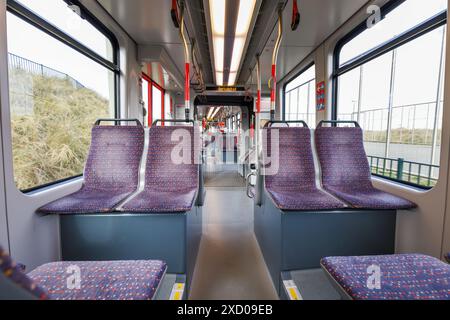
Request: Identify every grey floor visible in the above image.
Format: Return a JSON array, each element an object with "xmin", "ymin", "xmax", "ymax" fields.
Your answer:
[
  {"xmin": 189, "ymin": 185, "xmax": 278, "ymax": 300},
  {"xmin": 204, "ymin": 165, "xmax": 246, "ymax": 187}
]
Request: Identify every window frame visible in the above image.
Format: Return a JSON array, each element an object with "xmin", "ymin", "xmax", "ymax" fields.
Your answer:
[
  {"xmin": 6, "ymin": 0, "xmax": 120, "ymax": 193},
  {"xmin": 332, "ymin": 0, "xmax": 447, "ymax": 190},
  {"xmin": 142, "ymin": 72, "xmax": 165, "ymax": 126},
  {"xmin": 282, "ymin": 61, "xmax": 315, "ymax": 122}
]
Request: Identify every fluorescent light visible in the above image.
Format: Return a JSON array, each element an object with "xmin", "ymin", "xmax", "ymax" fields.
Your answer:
[
  {"xmin": 212, "ymin": 107, "xmax": 221, "ymax": 118},
  {"xmin": 209, "ymin": 0, "xmax": 225, "ymax": 35},
  {"xmin": 209, "ymin": 0, "xmax": 256, "ymax": 86},
  {"xmin": 216, "ymin": 72, "xmax": 223, "ymax": 86},
  {"xmin": 213, "ymin": 37, "xmax": 224, "ymax": 71},
  {"xmin": 229, "ymin": 37, "xmax": 245, "ymax": 73},
  {"xmin": 210, "ymin": 0, "xmax": 226, "ymax": 86},
  {"xmin": 207, "ymin": 107, "xmax": 215, "ymax": 119},
  {"xmin": 228, "ymin": 0, "xmax": 256, "ymax": 85},
  {"xmin": 235, "ymin": 0, "xmax": 256, "ymax": 36},
  {"xmin": 228, "ymin": 72, "xmax": 237, "ymax": 86}
]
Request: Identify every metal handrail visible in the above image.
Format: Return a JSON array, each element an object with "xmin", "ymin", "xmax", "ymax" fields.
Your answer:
[
  {"xmin": 317, "ymin": 120, "xmax": 360, "ymax": 128},
  {"xmin": 246, "ymin": 172, "xmax": 257, "ymax": 199},
  {"xmin": 269, "ymin": 6, "xmax": 283, "ymax": 120},
  {"xmin": 368, "ymin": 155, "xmax": 439, "ymax": 188}
]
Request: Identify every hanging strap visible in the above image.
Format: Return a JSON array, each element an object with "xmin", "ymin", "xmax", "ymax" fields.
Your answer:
[{"xmin": 291, "ymin": 0, "xmax": 300, "ymax": 31}]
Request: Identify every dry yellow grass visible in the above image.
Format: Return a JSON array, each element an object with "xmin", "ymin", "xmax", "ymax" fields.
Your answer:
[{"xmin": 9, "ymin": 69, "xmax": 110, "ymax": 190}]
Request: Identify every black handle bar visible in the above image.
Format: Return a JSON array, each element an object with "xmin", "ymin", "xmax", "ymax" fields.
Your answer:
[
  {"xmin": 95, "ymin": 119, "xmax": 142, "ymax": 126},
  {"xmin": 317, "ymin": 120, "xmax": 360, "ymax": 128},
  {"xmin": 265, "ymin": 120, "xmax": 309, "ymax": 128},
  {"xmin": 152, "ymin": 119, "xmax": 195, "ymax": 126}
]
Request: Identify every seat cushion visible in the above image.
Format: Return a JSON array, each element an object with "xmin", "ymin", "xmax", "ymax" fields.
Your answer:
[
  {"xmin": 267, "ymin": 189, "xmax": 346, "ymax": 211},
  {"xmin": 38, "ymin": 125, "xmax": 145, "ymax": 214},
  {"xmin": 262, "ymin": 127, "xmax": 346, "ymax": 211},
  {"xmin": 28, "ymin": 260, "xmax": 167, "ymax": 300},
  {"xmin": 123, "ymin": 126, "xmax": 199, "ymax": 213},
  {"xmin": 321, "ymin": 254, "xmax": 450, "ymax": 300},
  {"xmin": 0, "ymin": 246, "xmax": 48, "ymax": 300},
  {"xmin": 123, "ymin": 189, "xmax": 197, "ymax": 213},
  {"xmin": 315, "ymin": 126, "xmax": 416, "ymax": 210},
  {"xmin": 325, "ymin": 186, "xmax": 416, "ymax": 210},
  {"xmin": 38, "ymin": 189, "xmax": 135, "ymax": 214}
]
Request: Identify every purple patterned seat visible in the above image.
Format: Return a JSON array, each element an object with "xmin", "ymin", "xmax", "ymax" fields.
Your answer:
[
  {"xmin": 263, "ymin": 127, "xmax": 346, "ymax": 211},
  {"xmin": 28, "ymin": 260, "xmax": 167, "ymax": 300},
  {"xmin": 38, "ymin": 125, "xmax": 145, "ymax": 214},
  {"xmin": 122, "ymin": 126, "xmax": 199, "ymax": 213},
  {"xmin": 0, "ymin": 246, "xmax": 48, "ymax": 300},
  {"xmin": 321, "ymin": 254, "xmax": 450, "ymax": 300},
  {"xmin": 315, "ymin": 126, "xmax": 416, "ymax": 210}
]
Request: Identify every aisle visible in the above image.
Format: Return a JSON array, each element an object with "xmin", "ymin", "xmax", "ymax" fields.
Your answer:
[{"xmin": 189, "ymin": 186, "xmax": 278, "ymax": 300}]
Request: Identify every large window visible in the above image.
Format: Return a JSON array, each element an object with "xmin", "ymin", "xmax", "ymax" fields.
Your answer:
[
  {"xmin": 284, "ymin": 64, "xmax": 316, "ymax": 126},
  {"xmin": 7, "ymin": 0, "xmax": 118, "ymax": 191},
  {"xmin": 334, "ymin": 0, "xmax": 447, "ymax": 189}
]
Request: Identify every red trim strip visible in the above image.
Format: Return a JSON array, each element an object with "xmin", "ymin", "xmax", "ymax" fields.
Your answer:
[
  {"xmin": 271, "ymin": 64, "xmax": 276, "ymax": 103},
  {"xmin": 257, "ymin": 90, "xmax": 261, "ymax": 113},
  {"xmin": 185, "ymin": 63, "xmax": 190, "ymax": 103}
]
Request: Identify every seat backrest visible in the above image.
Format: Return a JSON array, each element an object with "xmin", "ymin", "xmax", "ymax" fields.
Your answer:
[
  {"xmin": 83, "ymin": 125, "xmax": 145, "ymax": 192},
  {"xmin": 145, "ymin": 126, "xmax": 199, "ymax": 192},
  {"xmin": 315, "ymin": 126, "xmax": 372, "ymax": 189},
  {"xmin": 0, "ymin": 246, "xmax": 48, "ymax": 300},
  {"xmin": 263, "ymin": 127, "xmax": 316, "ymax": 191}
]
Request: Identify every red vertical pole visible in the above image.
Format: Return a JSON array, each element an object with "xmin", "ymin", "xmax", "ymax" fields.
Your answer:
[
  {"xmin": 161, "ymin": 87, "xmax": 165, "ymax": 126},
  {"xmin": 185, "ymin": 62, "xmax": 190, "ymax": 120}
]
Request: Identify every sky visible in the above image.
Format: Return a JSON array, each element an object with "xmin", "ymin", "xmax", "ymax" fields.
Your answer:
[
  {"xmin": 286, "ymin": 0, "xmax": 447, "ymax": 131},
  {"xmin": 7, "ymin": 0, "xmax": 113, "ymax": 99},
  {"xmin": 5, "ymin": 0, "xmax": 449, "ymax": 131}
]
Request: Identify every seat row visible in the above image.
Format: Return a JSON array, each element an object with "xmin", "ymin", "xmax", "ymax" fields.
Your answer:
[
  {"xmin": 0, "ymin": 245, "xmax": 168, "ymax": 300},
  {"xmin": 321, "ymin": 253, "xmax": 450, "ymax": 300},
  {"xmin": 38, "ymin": 119, "xmax": 200, "ymax": 215},
  {"xmin": 262, "ymin": 120, "xmax": 416, "ymax": 211}
]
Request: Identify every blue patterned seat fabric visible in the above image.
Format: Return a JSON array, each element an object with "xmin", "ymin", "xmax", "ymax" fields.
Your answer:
[
  {"xmin": 38, "ymin": 125, "xmax": 145, "ymax": 214},
  {"xmin": 315, "ymin": 126, "xmax": 416, "ymax": 210},
  {"xmin": 28, "ymin": 260, "xmax": 167, "ymax": 300},
  {"xmin": 321, "ymin": 254, "xmax": 450, "ymax": 300},
  {"xmin": 0, "ymin": 246, "xmax": 48, "ymax": 299},
  {"xmin": 263, "ymin": 127, "xmax": 346, "ymax": 211},
  {"xmin": 123, "ymin": 126, "xmax": 199, "ymax": 213}
]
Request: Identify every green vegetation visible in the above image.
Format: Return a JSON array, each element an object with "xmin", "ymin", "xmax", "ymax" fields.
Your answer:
[
  {"xmin": 9, "ymin": 68, "xmax": 109, "ymax": 190},
  {"xmin": 364, "ymin": 129, "xmax": 442, "ymax": 146}
]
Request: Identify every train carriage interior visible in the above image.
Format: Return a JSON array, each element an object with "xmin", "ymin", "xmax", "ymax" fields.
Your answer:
[{"xmin": 1, "ymin": 0, "xmax": 450, "ymax": 304}]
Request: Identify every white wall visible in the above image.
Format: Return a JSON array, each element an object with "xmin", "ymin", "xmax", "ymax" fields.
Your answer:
[
  {"xmin": 277, "ymin": 0, "xmax": 450, "ymax": 259},
  {"xmin": 0, "ymin": 0, "xmax": 140, "ymax": 270}
]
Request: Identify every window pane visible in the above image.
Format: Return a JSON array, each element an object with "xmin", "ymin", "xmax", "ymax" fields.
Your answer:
[
  {"xmin": 13, "ymin": 0, "xmax": 114, "ymax": 62},
  {"xmin": 7, "ymin": 12, "xmax": 115, "ymax": 190},
  {"xmin": 142, "ymin": 78, "xmax": 149, "ymax": 126},
  {"xmin": 285, "ymin": 64, "xmax": 315, "ymax": 92},
  {"xmin": 340, "ymin": 0, "xmax": 447, "ymax": 66},
  {"xmin": 152, "ymin": 85, "xmax": 162, "ymax": 121},
  {"xmin": 337, "ymin": 24, "xmax": 446, "ymax": 188},
  {"xmin": 284, "ymin": 64, "xmax": 316, "ymax": 126}
]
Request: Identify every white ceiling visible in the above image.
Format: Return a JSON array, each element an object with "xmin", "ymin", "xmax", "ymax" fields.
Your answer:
[
  {"xmin": 97, "ymin": 0, "xmax": 369, "ymax": 89},
  {"xmin": 97, "ymin": 0, "xmax": 188, "ymax": 82},
  {"xmin": 251, "ymin": 0, "xmax": 369, "ymax": 86}
]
